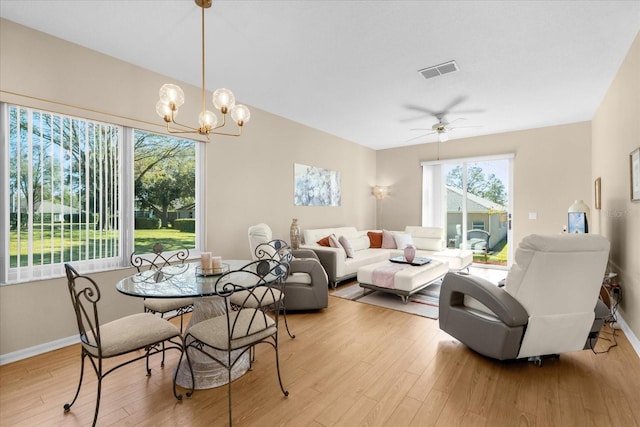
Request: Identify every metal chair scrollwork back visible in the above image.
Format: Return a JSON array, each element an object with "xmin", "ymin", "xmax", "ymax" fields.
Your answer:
[
  {"xmin": 63, "ymin": 264, "xmax": 187, "ymax": 427},
  {"xmin": 130, "ymin": 243, "xmax": 193, "ymax": 333},
  {"xmin": 177, "ymin": 259, "xmax": 290, "ymax": 426}
]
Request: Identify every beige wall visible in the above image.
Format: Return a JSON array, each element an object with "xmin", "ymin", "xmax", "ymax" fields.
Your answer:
[
  {"xmin": 376, "ymin": 122, "xmax": 593, "ymax": 247},
  {"xmin": 592, "ymin": 32, "xmax": 640, "ymax": 338},
  {"xmin": 0, "ymin": 19, "xmax": 376, "ymax": 357}
]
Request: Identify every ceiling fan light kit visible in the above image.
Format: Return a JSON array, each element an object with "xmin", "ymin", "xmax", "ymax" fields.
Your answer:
[{"xmin": 155, "ymin": 0, "xmax": 250, "ymax": 140}]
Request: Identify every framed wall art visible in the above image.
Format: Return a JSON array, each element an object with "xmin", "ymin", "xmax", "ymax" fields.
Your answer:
[
  {"xmin": 294, "ymin": 163, "xmax": 341, "ymax": 206},
  {"xmin": 632, "ymin": 148, "xmax": 640, "ymax": 202}
]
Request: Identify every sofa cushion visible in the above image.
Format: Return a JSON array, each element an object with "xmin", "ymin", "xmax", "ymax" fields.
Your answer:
[
  {"xmin": 382, "ymin": 230, "xmax": 396, "ymax": 249},
  {"xmin": 367, "ymin": 231, "xmax": 383, "ymax": 248},
  {"xmin": 405, "ymin": 226, "xmax": 445, "ymax": 251},
  {"xmin": 317, "ymin": 236, "xmax": 331, "ymax": 246},
  {"xmin": 328, "ymin": 234, "xmax": 342, "ymax": 249},
  {"xmin": 393, "ymin": 232, "xmax": 414, "ymax": 249},
  {"xmin": 349, "ymin": 233, "xmax": 371, "ymax": 251},
  {"xmin": 303, "ymin": 227, "xmax": 358, "ymax": 245},
  {"xmin": 339, "ymin": 235, "xmax": 355, "ymax": 258}
]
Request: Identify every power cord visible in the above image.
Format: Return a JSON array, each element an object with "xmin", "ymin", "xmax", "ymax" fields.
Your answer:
[{"xmin": 590, "ymin": 285, "xmax": 622, "ymax": 354}]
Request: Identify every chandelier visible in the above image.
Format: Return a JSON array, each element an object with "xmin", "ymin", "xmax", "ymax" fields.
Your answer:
[{"xmin": 155, "ymin": 0, "xmax": 250, "ymax": 139}]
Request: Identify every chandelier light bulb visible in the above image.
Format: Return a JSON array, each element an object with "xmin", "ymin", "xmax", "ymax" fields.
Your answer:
[
  {"xmin": 159, "ymin": 84, "xmax": 185, "ymax": 109},
  {"xmin": 230, "ymin": 104, "xmax": 251, "ymax": 125},
  {"xmin": 212, "ymin": 88, "xmax": 236, "ymax": 113},
  {"xmin": 198, "ymin": 110, "xmax": 218, "ymax": 131},
  {"xmin": 155, "ymin": 100, "xmax": 175, "ymax": 122}
]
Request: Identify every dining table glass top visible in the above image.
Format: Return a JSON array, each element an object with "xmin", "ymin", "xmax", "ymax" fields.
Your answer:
[{"xmin": 116, "ymin": 260, "xmax": 253, "ymax": 299}]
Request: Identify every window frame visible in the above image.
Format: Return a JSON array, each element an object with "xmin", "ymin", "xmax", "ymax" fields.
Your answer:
[{"xmin": 0, "ymin": 103, "xmax": 204, "ymax": 285}]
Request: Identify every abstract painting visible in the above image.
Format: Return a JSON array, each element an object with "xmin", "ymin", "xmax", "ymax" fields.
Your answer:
[{"xmin": 294, "ymin": 163, "xmax": 341, "ymax": 206}]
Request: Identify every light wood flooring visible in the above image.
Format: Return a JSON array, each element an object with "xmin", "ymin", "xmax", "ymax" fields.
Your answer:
[{"xmin": 1, "ymin": 285, "xmax": 639, "ymax": 426}]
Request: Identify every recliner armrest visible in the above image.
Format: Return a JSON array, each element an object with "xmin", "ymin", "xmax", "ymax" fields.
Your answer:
[
  {"xmin": 292, "ymin": 249, "xmax": 320, "ymax": 262},
  {"xmin": 289, "ymin": 257, "xmax": 328, "ymax": 287},
  {"xmin": 440, "ymin": 272, "xmax": 528, "ymax": 327}
]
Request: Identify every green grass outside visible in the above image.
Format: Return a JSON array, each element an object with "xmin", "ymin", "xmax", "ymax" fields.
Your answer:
[
  {"xmin": 9, "ymin": 226, "xmax": 195, "ymax": 267},
  {"xmin": 133, "ymin": 228, "xmax": 196, "ymax": 253},
  {"xmin": 473, "ymin": 239, "xmax": 508, "ymax": 266}
]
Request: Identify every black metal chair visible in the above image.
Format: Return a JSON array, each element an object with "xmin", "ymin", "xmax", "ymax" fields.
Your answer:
[
  {"xmin": 63, "ymin": 264, "xmax": 188, "ymax": 427},
  {"xmin": 177, "ymin": 259, "xmax": 289, "ymax": 426},
  {"xmin": 130, "ymin": 242, "xmax": 193, "ymax": 333},
  {"xmin": 230, "ymin": 239, "xmax": 295, "ymax": 339}
]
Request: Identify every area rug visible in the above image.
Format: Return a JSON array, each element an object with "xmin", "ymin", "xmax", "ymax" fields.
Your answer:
[{"xmin": 331, "ymin": 281, "xmax": 441, "ymax": 319}]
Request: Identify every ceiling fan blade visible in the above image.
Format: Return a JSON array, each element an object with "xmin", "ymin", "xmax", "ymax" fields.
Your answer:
[
  {"xmin": 409, "ymin": 128, "xmax": 432, "ymax": 131},
  {"xmin": 450, "ymin": 125, "xmax": 483, "ymax": 130},
  {"xmin": 405, "ymin": 131, "xmax": 436, "ymax": 143},
  {"xmin": 442, "ymin": 95, "xmax": 468, "ymax": 113}
]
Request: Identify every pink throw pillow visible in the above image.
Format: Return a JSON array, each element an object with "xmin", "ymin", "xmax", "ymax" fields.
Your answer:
[{"xmin": 382, "ymin": 230, "xmax": 396, "ymax": 249}]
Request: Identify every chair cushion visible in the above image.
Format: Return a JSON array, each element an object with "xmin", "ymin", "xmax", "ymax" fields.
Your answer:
[
  {"xmin": 84, "ymin": 313, "xmax": 180, "ymax": 358},
  {"xmin": 287, "ymin": 272, "xmax": 312, "ymax": 285},
  {"xmin": 144, "ymin": 297, "xmax": 193, "ymax": 313},
  {"xmin": 229, "ymin": 287, "xmax": 283, "ymax": 308},
  {"xmin": 188, "ymin": 309, "xmax": 277, "ymax": 350}
]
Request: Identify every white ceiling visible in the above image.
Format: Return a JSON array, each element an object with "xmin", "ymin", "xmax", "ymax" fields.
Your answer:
[{"xmin": 1, "ymin": 1, "xmax": 639, "ymax": 150}]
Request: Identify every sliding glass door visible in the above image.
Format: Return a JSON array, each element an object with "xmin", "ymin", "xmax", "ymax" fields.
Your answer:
[{"xmin": 422, "ymin": 154, "xmax": 513, "ymax": 268}]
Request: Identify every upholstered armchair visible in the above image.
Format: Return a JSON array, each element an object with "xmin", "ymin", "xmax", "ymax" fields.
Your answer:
[
  {"xmin": 248, "ymin": 223, "xmax": 329, "ymax": 310},
  {"xmin": 439, "ymin": 234, "xmax": 610, "ymax": 365}
]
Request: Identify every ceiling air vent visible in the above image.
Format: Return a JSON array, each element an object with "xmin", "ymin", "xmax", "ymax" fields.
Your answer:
[{"xmin": 418, "ymin": 60, "xmax": 459, "ymax": 80}]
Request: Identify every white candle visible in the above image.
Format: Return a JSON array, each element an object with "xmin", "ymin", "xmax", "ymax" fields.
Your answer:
[
  {"xmin": 212, "ymin": 256, "xmax": 222, "ymax": 273},
  {"xmin": 201, "ymin": 252, "xmax": 212, "ymax": 274}
]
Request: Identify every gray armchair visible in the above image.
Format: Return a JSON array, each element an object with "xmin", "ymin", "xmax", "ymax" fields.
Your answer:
[
  {"xmin": 248, "ymin": 224, "xmax": 328, "ymax": 310},
  {"xmin": 439, "ymin": 234, "xmax": 611, "ymax": 365}
]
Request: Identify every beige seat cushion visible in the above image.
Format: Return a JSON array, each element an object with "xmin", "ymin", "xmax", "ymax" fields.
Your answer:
[
  {"xmin": 84, "ymin": 313, "xmax": 180, "ymax": 358},
  {"xmin": 229, "ymin": 287, "xmax": 283, "ymax": 308},
  {"xmin": 144, "ymin": 297, "xmax": 193, "ymax": 313},
  {"xmin": 188, "ymin": 309, "xmax": 276, "ymax": 350}
]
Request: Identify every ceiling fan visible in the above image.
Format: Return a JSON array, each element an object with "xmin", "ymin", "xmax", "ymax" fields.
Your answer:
[
  {"xmin": 407, "ymin": 118, "xmax": 479, "ymax": 143},
  {"xmin": 403, "ymin": 96, "xmax": 483, "ymax": 143}
]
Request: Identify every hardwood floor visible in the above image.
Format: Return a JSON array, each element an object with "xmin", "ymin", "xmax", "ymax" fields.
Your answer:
[{"xmin": 1, "ymin": 291, "xmax": 639, "ymax": 426}]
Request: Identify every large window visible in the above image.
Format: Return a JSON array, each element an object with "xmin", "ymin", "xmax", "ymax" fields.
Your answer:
[
  {"xmin": 0, "ymin": 104, "xmax": 201, "ymax": 284},
  {"xmin": 133, "ymin": 130, "xmax": 196, "ymax": 254}
]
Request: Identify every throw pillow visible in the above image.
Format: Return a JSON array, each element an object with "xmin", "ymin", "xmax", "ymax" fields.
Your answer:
[
  {"xmin": 381, "ymin": 229, "xmax": 396, "ymax": 249},
  {"xmin": 317, "ymin": 236, "xmax": 331, "ymax": 247},
  {"xmin": 338, "ymin": 235, "xmax": 355, "ymax": 258},
  {"xmin": 367, "ymin": 231, "xmax": 383, "ymax": 248},
  {"xmin": 394, "ymin": 232, "xmax": 414, "ymax": 250},
  {"xmin": 328, "ymin": 233, "xmax": 343, "ymax": 249}
]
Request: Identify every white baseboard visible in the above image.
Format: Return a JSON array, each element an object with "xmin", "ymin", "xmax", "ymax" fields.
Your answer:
[
  {"xmin": 0, "ymin": 335, "xmax": 79, "ymax": 366},
  {"xmin": 615, "ymin": 314, "xmax": 640, "ymax": 358}
]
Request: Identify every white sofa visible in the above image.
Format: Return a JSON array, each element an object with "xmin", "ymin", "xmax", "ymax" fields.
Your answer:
[{"xmin": 301, "ymin": 226, "xmax": 472, "ymax": 287}]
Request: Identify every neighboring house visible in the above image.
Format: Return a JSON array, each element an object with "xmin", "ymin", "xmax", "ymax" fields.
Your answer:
[
  {"xmin": 31, "ymin": 200, "xmax": 80, "ymax": 222},
  {"xmin": 445, "ymin": 186, "xmax": 508, "ymax": 250}
]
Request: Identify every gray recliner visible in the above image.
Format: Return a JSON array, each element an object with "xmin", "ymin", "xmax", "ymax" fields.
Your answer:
[
  {"xmin": 439, "ymin": 234, "xmax": 611, "ymax": 364},
  {"xmin": 248, "ymin": 224, "xmax": 329, "ymax": 310}
]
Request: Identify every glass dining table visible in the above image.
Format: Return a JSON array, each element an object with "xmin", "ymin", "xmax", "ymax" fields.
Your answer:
[{"xmin": 116, "ymin": 259, "xmax": 252, "ymax": 390}]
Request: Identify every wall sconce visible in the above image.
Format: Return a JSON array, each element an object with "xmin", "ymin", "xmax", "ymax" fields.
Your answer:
[{"xmin": 373, "ymin": 186, "xmax": 388, "ymax": 200}]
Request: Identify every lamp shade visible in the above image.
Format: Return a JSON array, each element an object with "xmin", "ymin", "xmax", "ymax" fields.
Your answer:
[
  {"xmin": 568, "ymin": 199, "xmax": 591, "ymax": 215},
  {"xmin": 159, "ymin": 84, "xmax": 185, "ymax": 108},
  {"xmin": 373, "ymin": 186, "xmax": 388, "ymax": 200},
  {"xmin": 230, "ymin": 104, "xmax": 251, "ymax": 125},
  {"xmin": 212, "ymin": 88, "xmax": 235, "ymax": 111},
  {"xmin": 198, "ymin": 110, "xmax": 218, "ymax": 130}
]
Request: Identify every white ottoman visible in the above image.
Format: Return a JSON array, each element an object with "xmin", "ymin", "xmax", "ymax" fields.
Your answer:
[
  {"xmin": 430, "ymin": 249, "xmax": 473, "ymax": 271},
  {"xmin": 357, "ymin": 259, "xmax": 448, "ymax": 303}
]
